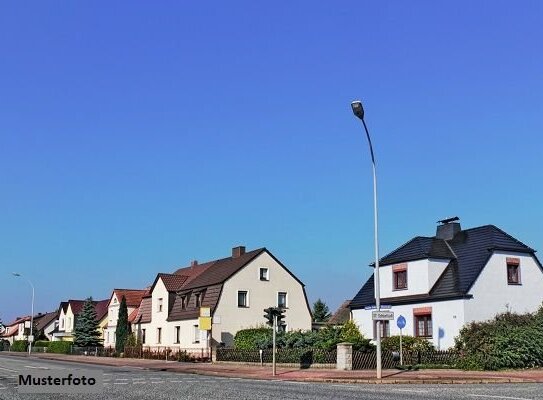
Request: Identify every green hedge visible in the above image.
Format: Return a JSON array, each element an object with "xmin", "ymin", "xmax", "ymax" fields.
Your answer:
[
  {"xmin": 234, "ymin": 320, "xmax": 374, "ymax": 352},
  {"xmin": 34, "ymin": 341, "xmax": 51, "ymax": 348},
  {"xmin": 381, "ymin": 335, "xmax": 434, "ymax": 352},
  {"xmin": 455, "ymin": 306, "xmax": 543, "ymax": 370},
  {"xmin": 48, "ymin": 341, "xmax": 72, "ymax": 354},
  {"xmin": 11, "ymin": 340, "xmax": 28, "ymax": 352}
]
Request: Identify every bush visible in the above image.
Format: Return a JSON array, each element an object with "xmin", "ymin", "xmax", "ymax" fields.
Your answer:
[
  {"xmin": 34, "ymin": 341, "xmax": 51, "ymax": 348},
  {"xmin": 454, "ymin": 306, "xmax": 543, "ymax": 370},
  {"xmin": 381, "ymin": 335, "xmax": 434, "ymax": 352},
  {"xmin": 11, "ymin": 340, "xmax": 28, "ymax": 352},
  {"xmin": 234, "ymin": 327, "xmax": 273, "ymax": 350},
  {"xmin": 48, "ymin": 341, "xmax": 72, "ymax": 354}
]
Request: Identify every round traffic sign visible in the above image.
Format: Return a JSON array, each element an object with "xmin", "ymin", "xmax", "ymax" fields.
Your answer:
[{"xmin": 397, "ymin": 315, "xmax": 406, "ymax": 329}]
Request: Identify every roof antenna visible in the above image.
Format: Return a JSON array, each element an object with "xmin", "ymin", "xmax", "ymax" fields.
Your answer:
[{"xmin": 437, "ymin": 216, "xmax": 459, "ymax": 225}]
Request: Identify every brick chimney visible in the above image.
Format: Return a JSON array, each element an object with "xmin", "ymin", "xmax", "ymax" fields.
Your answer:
[
  {"xmin": 190, "ymin": 260, "xmax": 198, "ymax": 267},
  {"xmin": 232, "ymin": 246, "xmax": 246, "ymax": 258}
]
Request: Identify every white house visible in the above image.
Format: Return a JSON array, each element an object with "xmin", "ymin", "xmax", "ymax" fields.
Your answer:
[
  {"xmin": 51, "ymin": 299, "xmax": 109, "ymax": 342},
  {"xmin": 103, "ymin": 289, "xmax": 147, "ymax": 347},
  {"xmin": 350, "ymin": 219, "xmax": 543, "ymax": 349},
  {"xmin": 132, "ymin": 246, "xmax": 312, "ymax": 348}
]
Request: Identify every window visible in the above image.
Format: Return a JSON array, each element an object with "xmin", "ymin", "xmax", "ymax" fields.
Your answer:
[
  {"xmin": 174, "ymin": 326, "xmax": 180, "ymax": 344},
  {"xmin": 393, "ymin": 264, "xmax": 407, "ymax": 290},
  {"xmin": 193, "ymin": 325, "xmax": 200, "ymax": 343},
  {"xmin": 415, "ymin": 314, "xmax": 432, "ymax": 338},
  {"xmin": 157, "ymin": 327, "xmax": 162, "ymax": 344},
  {"xmin": 195, "ymin": 293, "xmax": 201, "ymax": 308},
  {"xmin": 113, "ymin": 298, "xmax": 117, "ymax": 304},
  {"xmin": 181, "ymin": 296, "xmax": 186, "ymax": 310},
  {"xmin": 507, "ymin": 258, "xmax": 521, "ymax": 285},
  {"xmin": 106, "ymin": 331, "xmax": 109, "ymax": 343},
  {"xmin": 141, "ymin": 329, "xmax": 146, "ymax": 344},
  {"xmin": 67, "ymin": 317, "xmax": 72, "ymax": 330},
  {"xmin": 60, "ymin": 318, "xmax": 64, "ymax": 329},
  {"xmin": 157, "ymin": 298, "xmax": 163, "ymax": 312},
  {"xmin": 277, "ymin": 292, "xmax": 287, "ymax": 308},
  {"xmin": 259, "ymin": 268, "xmax": 269, "ymax": 281},
  {"xmin": 373, "ymin": 320, "xmax": 390, "ymax": 339},
  {"xmin": 237, "ymin": 291, "xmax": 248, "ymax": 307}
]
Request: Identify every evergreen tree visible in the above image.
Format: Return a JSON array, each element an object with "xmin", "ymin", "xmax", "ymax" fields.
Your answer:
[
  {"xmin": 115, "ymin": 296, "xmax": 131, "ymax": 353},
  {"xmin": 312, "ymin": 298, "xmax": 331, "ymax": 322},
  {"xmin": 73, "ymin": 297, "xmax": 102, "ymax": 347}
]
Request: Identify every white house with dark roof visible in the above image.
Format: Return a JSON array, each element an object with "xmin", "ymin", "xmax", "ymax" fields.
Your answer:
[
  {"xmin": 103, "ymin": 289, "xmax": 147, "ymax": 347},
  {"xmin": 350, "ymin": 219, "xmax": 543, "ymax": 349},
  {"xmin": 132, "ymin": 246, "xmax": 312, "ymax": 349}
]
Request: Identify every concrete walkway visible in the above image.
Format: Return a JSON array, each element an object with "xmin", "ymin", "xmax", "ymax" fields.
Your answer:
[{"xmin": 3, "ymin": 352, "xmax": 543, "ymax": 384}]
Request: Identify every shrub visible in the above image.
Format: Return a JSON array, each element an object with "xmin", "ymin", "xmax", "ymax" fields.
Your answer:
[
  {"xmin": 339, "ymin": 320, "xmax": 374, "ymax": 351},
  {"xmin": 381, "ymin": 335, "xmax": 434, "ymax": 352},
  {"xmin": 234, "ymin": 327, "xmax": 273, "ymax": 350},
  {"xmin": 454, "ymin": 306, "xmax": 543, "ymax": 370},
  {"xmin": 34, "ymin": 341, "xmax": 51, "ymax": 348},
  {"xmin": 48, "ymin": 341, "xmax": 72, "ymax": 354},
  {"xmin": 11, "ymin": 340, "xmax": 28, "ymax": 352}
]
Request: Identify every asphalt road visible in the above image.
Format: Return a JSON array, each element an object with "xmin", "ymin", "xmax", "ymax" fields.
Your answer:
[{"xmin": 0, "ymin": 354, "xmax": 542, "ymax": 400}]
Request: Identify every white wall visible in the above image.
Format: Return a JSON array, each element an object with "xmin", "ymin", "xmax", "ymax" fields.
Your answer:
[
  {"xmin": 465, "ymin": 252, "xmax": 543, "ymax": 323},
  {"xmin": 352, "ymin": 299, "xmax": 465, "ymax": 350},
  {"xmin": 212, "ymin": 252, "xmax": 312, "ymax": 347},
  {"xmin": 379, "ymin": 259, "xmax": 449, "ymax": 299},
  {"xmin": 146, "ymin": 279, "xmax": 171, "ymax": 346}
]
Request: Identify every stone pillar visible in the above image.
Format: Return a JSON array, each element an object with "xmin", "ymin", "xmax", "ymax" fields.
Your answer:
[{"xmin": 336, "ymin": 342, "xmax": 353, "ymax": 370}]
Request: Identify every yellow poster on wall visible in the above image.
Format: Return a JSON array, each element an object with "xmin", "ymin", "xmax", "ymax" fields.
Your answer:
[{"xmin": 199, "ymin": 316, "xmax": 212, "ymax": 330}]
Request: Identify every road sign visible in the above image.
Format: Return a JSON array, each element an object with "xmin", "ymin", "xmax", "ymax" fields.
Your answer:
[
  {"xmin": 198, "ymin": 317, "xmax": 212, "ymax": 330},
  {"xmin": 200, "ymin": 307, "xmax": 211, "ymax": 318},
  {"xmin": 397, "ymin": 315, "xmax": 406, "ymax": 329},
  {"xmin": 364, "ymin": 304, "xmax": 392, "ymax": 310},
  {"xmin": 28, "ymin": 335, "xmax": 34, "ymax": 343},
  {"xmin": 372, "ymin": 311, "xmax": 394, "ymax": 320}
]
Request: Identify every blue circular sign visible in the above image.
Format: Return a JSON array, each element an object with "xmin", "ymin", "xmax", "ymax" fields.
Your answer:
[{"xmin": 397, "ymin": 315, "xmax": 406, "ymax": 329}]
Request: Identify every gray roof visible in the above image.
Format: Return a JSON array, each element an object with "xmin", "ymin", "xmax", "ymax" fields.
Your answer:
[{"xmin": 351, "ymin": 225, "xmax": 540, "ymax": 309}]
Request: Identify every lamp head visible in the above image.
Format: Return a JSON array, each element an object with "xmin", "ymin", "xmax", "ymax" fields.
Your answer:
[
  {"xmin": 351, "ymin": 100, "xmax": 365, "ymax": 120},
  {"xmin": 12, "ymin": 272, "xmax": 21, "ymax": 277}
]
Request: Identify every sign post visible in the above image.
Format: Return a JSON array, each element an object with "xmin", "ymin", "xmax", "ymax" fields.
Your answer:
[
  {"xmin": 272, "ymin": 314, "xmax": 277, "ymax": 376},
  {"xmin": 396, "ymin": 315, "xmax": 406, "ymax": 366}
]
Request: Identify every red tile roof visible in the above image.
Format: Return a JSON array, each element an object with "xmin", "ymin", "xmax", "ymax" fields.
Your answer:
[
  {"xmin": 128, "ymin": 308, "xmax": 139, "ymax": 323},
  {"xmin": 64, "ymin": 299, "xmax": 109, "ymax": 321},
  {"xmin": 112, "ymin": 289, "xmax": 147, "ymax": 307}
]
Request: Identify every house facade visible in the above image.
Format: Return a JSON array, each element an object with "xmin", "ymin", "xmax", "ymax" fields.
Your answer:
[
  {"xmin": 350, "ymin": 220, "xmax": 543, "ymax": 349},
  {"xmin": 52, "ymin": 299, "xmax": 109, "ymax": 342},
  {"xmin": 132, "ymin": 246, "xmax": 312, "ymax": 348},
  {"xmin": 103, "ymin": 289, "xmax": 147, "ymax": 347}
]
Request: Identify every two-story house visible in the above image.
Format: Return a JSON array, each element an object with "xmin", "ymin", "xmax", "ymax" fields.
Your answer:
[
  {"xmin": 350, "ymin": 219, "xmax": 543, "ymax": 349},
  {"xmin": 52, "ymin": 299, "xmax": 109, "ymax": 342},
  {"xmin": 132, "ymin": 246, "xmax": 312, "ymax": 348},
  {"xmin": 103, "ymin": 289, "xmax": 147, "ymax": 347}
]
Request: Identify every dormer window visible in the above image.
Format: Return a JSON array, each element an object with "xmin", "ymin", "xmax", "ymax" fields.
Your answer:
[
  {"xmin": 195, "ymin": 293, "xmax": 201, "ymax": 308},
  {"xmin": 393, "ymin": 264, "xmax": 407, "ymax": 290},
  {"xmin": 259, "ymin": 268, "xmax": 269, "ymax": 281},
  {"xmin": 181, "ymin": 296, "xmax": 187, "ymax": 310},
  {"xmin": 507, "ymin": 257, "xmax": 521, "ymax": 285}
]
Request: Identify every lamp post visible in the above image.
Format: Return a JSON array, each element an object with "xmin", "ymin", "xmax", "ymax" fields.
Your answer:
[
  {"xmin": 13, "ymin": 273, "xmax": 35, "ymax": 356},
  {"xmin": 350, "ymin": 100, "xmax": 382, "ymax": 379}
]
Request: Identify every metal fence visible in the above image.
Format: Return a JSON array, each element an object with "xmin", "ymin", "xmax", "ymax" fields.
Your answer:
[
  {"xmin": 123, "ymin": 346, "xmax": 211, "ymax": 362},
  {"xmin": 352, "ymin": 349, "xmax": 457, "ymax": 370},
  {"xmin": 216, "ymin": 348, "xmax": 337, "ymax": 368}
]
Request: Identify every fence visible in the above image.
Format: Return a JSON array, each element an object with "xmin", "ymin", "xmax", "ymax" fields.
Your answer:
[
  {"xmin": 216, "ymin": 348, "xmax": 337, "ymax": 368},
  {"xmin": 123, "ymin": 346, "xmax": 211, "ymax": 362},
  {"xmin": 352, "ymin": 349, "xmax": 457, "ymax": 370}
]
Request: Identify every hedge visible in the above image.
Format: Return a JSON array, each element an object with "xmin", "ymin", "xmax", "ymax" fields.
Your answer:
[
  {"xmin": 11, "ymin": 340, "xmax": 28, "ymax": 352},
  {"xmin": 34, "ymin": 341, "xmax": 51, "ymax": 348},
  {"xmin": 381, "ymin": 335, "xmax": 434, "ymax": 352},
  {"xmin": 48, "ymin": 341, "xmax": 72, "ymax": 354}
]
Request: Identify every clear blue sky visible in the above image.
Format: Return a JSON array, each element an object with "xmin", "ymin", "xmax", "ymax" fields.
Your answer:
[{"xmin": 1, "ymin": 2, "xmax": 542, "ymax": 324}]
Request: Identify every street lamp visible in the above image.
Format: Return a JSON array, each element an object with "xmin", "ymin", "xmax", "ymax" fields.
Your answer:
[
  {"xmin": 12, "ymin": 273, "xmax": 35, "ymax": 356},
  {"xmin": 351, "ymin": 100, "xmax": 382, "ymax": 379}
]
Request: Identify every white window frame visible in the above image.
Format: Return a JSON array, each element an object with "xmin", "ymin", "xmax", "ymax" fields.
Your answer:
[
  {"xmin": 174, "ymin": 326, "xmax": 180, "ymax": 344},
  {"xmin": 157, "ymin": 327, "xmax": 162, "ymax": 344},
  {"xmin": 259, "ymin": 267, "xmax": 269, "ymax": 281},
  {"xmin": 277, "ymin": 291, "xmax": 288, "ymax": 308},
  {"xmin": 237, "ymin": 290, "xmax": 249, "ymax": 308},
  {"xmin": 157, "ymin": 298, "xmax": 163, "ymax": 313},
  {"xmin": 193, "ymin": 325, "xmax": 200, "ymax": 344}
]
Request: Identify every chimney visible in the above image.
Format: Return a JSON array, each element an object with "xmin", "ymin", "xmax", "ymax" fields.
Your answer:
[
  {"xmin": 232, "ymin": 246, "xmax": 246, "ymax": 258},
  {"xmin": 190, "ymin": 260, "xmax": 198, "ymax": 267},
  {"xmin": 436, "ymin": 217, "xmax": 461, "ymax": 240}
]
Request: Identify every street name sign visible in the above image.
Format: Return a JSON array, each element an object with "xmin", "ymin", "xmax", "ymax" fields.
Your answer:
[
  {"xmin": 372, "ymin": 311, "xmax": 394, "ymax": 320},
  {"xmin": 364, "ymin": 304, "xmax": 392, "ymax": 310}
]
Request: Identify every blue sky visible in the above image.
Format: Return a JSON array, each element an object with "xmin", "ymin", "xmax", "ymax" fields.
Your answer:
[{"xmin": 1, "ymin": 2, "xmax": 542, "ymax": 323}]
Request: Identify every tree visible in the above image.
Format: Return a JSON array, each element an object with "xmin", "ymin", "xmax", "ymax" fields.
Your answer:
[
  {"xmin": 312, "ymin": 299, "xmax": 331, "ymax": 322},
  {"xmin": 73, "ymin": 297, "xmax": 102, "ymax": 347},
  {"xmin": 115, "ymin": 296, "xmax": 131, "ymax": 353}
]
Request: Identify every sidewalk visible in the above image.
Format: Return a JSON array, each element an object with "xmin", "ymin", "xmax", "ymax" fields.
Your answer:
[{"xmin": 3, "ymin": 352, "xmax": 543, "ymax": 384}]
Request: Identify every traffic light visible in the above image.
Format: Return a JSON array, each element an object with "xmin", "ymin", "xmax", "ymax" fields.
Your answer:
[
  {"xmin": 275, "ymin": 308, "xmax": 286, "ymax": 331},
  {"xmin": 263, "ymin": 307, "xmax": 274, "ymax": 326}
]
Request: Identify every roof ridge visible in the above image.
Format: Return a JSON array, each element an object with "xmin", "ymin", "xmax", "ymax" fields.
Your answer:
[
  {"xmin": 487, "ymin": 224, "xmax": 534, "ymax": 251},
  {"xmin": 377, "ymin": 236, "xmax": 424, "ymax": 263}
]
